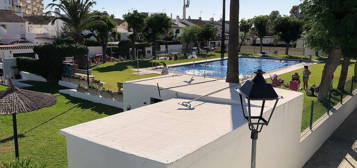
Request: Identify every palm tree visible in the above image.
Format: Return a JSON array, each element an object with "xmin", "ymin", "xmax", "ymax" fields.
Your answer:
[
  {"xmin": 226, "ymin": 0, "xmax": 240, "ymax": 83},
  {"xmin": 48, "ymin": 0, "xmax": 97, "ymax": 43}
]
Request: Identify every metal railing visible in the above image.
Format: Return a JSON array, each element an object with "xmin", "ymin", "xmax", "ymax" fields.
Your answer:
[{"xmin": 307, "ymin": 76, "xmax": 356, "ymax": 130}]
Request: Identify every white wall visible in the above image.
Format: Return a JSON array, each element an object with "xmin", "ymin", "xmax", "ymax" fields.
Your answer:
[
  {"xmin": 295, "ymin": 91, "xmax": 357, "ymax": 167},
  {"xmin": 0, "ymin": 0, "xmax": 12, "ymax": 10},
  {"xmin": 0, "ymin": 22, "xmax": 26, "ymax": 43},
  {"xmin": 88, "ymin": 46, "xmax": 102, "ymax": 57},
  {"xmin": 59, "ymin": 89, "xmax": 123, "ymax": 109},
  {"xmin": 64, "ymin": 135, "xmax": 167, "ymax": 168},
  {"xmin": 62, "ymin": 93, "xmax": 305, "ymax": 168}
]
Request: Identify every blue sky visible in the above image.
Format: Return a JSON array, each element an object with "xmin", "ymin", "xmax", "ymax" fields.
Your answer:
[{"xmin": 44, "ymin": 0, "xmax": 301, "ymax": 20}]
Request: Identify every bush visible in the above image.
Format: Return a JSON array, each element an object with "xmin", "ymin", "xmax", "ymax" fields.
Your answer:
[
  {"xmin": 85, "ymin": 40, "xmax": 100, "ymax": 46},
  {"xmin": 0, "ymin": 159, "xmax": 46, "ymax": 168},
  {"xmin": 17, "ymin": 44, "xmax": 88, "ymax": 84},
  {"xmin": 117, "ymin": 40, "xmax": 133, "ymax": 59}
]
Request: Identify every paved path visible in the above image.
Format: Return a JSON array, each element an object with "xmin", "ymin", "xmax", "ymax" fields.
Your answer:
[{"xmin": 304, "ymin": 110, "xmax": 357, "ymax": 168}]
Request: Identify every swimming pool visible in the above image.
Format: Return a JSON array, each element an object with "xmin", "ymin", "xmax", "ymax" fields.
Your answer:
[{"xmin": 167, "ymin": 58, "xmax": 301, "ymax": 79}]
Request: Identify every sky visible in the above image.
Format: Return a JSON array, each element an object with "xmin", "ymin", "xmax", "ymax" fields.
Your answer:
[{"xmin": 43, "ymin": 0, "xmax": 301, "ymax": 20}]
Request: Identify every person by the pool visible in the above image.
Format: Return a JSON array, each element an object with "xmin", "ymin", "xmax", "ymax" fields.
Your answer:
[
  {"xmin": 161, "ymin": 63, "xmax": 169, "ymax": 75},
  {"xmin": 302, "ymin": 66, "xmax": 311, "ymax": 91}
]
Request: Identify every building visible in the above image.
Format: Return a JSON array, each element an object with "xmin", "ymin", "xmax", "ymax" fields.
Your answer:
[
  {"xmin": 19, "ymin": 0, "xmax": 44, "ymax": 16},
  {"xmin": 0, "ymin": 10, "xmax": 26, "ymax": 43}
]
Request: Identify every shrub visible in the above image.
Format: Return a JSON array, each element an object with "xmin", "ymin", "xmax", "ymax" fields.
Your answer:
[
  {"xmin": 0, "ymin": 159, "xmax": 46, "ymax": 168},
  {"xmin": 17, "ymin": 44, "xmax": 88, "ymax": 84},
  {"xmin": 117, "ymin": 40, "xmax": 133, "ymax": 59}
]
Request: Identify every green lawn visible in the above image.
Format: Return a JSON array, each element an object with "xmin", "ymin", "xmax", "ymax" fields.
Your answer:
[
  {"xmin": 0, "ymin": 81, "xmax": 122, "ymax": 168},
  {"xmin": 0, "ymin": 85, "xmax": 6, "ymax": 91},
  {"xmin": 273, "ymin": 63, "xmax": 356, "ymax": 130},
  {"xmin": 92, "ymin": 52, "xmax": 320, "ymax": 91},
  {"xmin": 92, "ymin": 53, "xmax": 225, "ymax": 91}
]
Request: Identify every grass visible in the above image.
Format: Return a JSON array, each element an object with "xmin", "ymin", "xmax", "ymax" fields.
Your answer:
[
  {"xmin": 92, "ymin": 52, "xmax": 319, "ymax": 91},
  {"xmin": 92, "ymin": 53, "xmax": 225, "ymax": 91},
  {"xmin": 0, "ymin": 85, "xmax": 6, "ymax": 91},
  {"xmin": 0, "ymin": 81, "xmax": 122, "ymax": 168},
  {"xmin": 271, "ymin": 63, "xmax": 356, "ymax": 130}
]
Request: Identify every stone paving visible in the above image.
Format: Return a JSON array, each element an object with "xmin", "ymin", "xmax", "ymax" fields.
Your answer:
[{"xmin": 304, "ymin": 109, "xmax": 357, "ymax": 168}]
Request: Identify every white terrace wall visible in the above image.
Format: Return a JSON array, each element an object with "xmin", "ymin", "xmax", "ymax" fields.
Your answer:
[
  {"xmin": 295, "ymin": 90, "xmax": 357, "ymax": 167},
  {"xmin": 88, "ymin": 46, "xmax": 102, "ymax": 57},
  {"xmin": 123, "ymin": 78, "xmax": 357, "ymax": 167},
  {"xmin": 240, "ymin": 46, "xmax": 305, "ymax": 56}
]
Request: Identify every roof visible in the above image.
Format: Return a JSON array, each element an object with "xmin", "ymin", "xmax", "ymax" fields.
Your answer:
[
  {"xmin": 186, "ymin": 19, "xmax": 214, "ymax": 26},
  {"xmin": 0, "ymin": 10, "xmax": 25, "ymax": 23},
  {"xmin": 61, "ymin": 98, "xmax": 248, "ymax": 164},
  {"xmin": 113, "ymin": 18, "xmax": 124, "ymax": 25},
  {"xmin": 23, "ymin": 15, "xmax": 54, "ymax": 25}
]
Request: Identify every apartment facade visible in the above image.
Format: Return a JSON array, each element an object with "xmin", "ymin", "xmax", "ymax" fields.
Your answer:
[{"xmin": 19, "ymin": 0, "xmax": 43, "ymax": 16}]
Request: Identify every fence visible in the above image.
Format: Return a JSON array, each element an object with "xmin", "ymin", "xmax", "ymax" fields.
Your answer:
[
  {"xmin": 240, "ymin": 46, "xmax": 305, "ymax": 56},
  {"xmin": 305, "ymin": 76, "xmax": 356, "ymax": 130}
]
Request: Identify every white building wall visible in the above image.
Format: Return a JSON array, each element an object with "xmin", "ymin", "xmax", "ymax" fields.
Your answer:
[
  {"xmin": 0, "ymin": 22, "xmax": 26, "ymax": 42},
  {"xmin": 0, "ymin": 0, "xmax": 12, "ymax": 10}
]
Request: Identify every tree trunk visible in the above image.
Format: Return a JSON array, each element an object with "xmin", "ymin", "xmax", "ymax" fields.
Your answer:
[
  {"xmin": 318, "ymin": 48, "xmax": 342, "ymax": 101},
  {"xmin": 238, "ymin": 33, "xmax": 246, "ymax": 52},
  {"xmin": 337, "ymin": 56, "xmax": 350, "ymax": 91},
  {"xmin": 226, "ymin": 0, "xmax": 240, "ymax": 83},
  {"xmin": 285, "ymin": 43, "xmax": 290, "ymax": 55},
  {"xmin": 260, "ymin": 38, "xmax": 263, "ymax": 53},
  {"xmin": 152, "ymin": 39, "xmax": 157, "ymax": 59},
  {"xmin": 354, "ymin": 61, "xmax": 357, "ymax": 82}
]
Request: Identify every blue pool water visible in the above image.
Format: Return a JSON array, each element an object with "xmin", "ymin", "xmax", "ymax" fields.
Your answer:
[{"xmin": 168, "ymin": 58, "xmax": 301, "ymax": 79}]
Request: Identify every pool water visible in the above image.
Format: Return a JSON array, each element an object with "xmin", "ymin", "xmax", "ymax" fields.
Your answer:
[{"xmin": 168, "ymin": 58, "xmax": 301, "ymax": 79}]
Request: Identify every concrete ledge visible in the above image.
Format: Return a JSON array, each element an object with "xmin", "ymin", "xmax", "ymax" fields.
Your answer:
[
  {"xmin": 59, "ymin": 89, "xmax": 123, "ymax": 109},
  {"xmin": 297, "ymin": 89, "xmax": 357, "ymax": 167}
]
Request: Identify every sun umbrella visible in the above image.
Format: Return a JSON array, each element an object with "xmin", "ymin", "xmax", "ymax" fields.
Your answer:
[{"xmin": 0, "ymin": 80, "xmax": 56, "ymax": 159}]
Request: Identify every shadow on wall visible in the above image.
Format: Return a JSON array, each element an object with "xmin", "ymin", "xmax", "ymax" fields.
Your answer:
[{"xmin": 303, "ymin": 110, "xmax": 357, "ymax": 168}]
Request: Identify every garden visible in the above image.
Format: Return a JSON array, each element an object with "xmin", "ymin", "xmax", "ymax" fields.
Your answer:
[{"xmin": 0, "ymin": 82, "xmax": 122, "ymax": 168}]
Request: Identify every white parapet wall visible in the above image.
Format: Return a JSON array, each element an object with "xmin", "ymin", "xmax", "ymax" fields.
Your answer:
[
  {"xmin": 59, "ymin": 89, "xmax": 123, "ymax": 109},
  {"xmin": 62, "ymin": 74, "xmax": 357, "ymax": 168},
  {"xmin": 20, "ymin": 71, "xmax": 46, "ymax": 82},
  {"xmin": 61, "ymin": 89, "xmax": 305, "ymax": 168},
  {"xmin": 295, "ymin": 89, "xmax": 357, "ymax": 167}
]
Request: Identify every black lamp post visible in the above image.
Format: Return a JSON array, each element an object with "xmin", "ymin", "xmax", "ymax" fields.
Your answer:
[{"xmin": 237, "ymin": 70, "xmax": 280, "ymax": 168}]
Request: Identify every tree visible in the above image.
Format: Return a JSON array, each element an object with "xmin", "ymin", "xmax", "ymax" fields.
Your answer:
[
  {"xmin": 303, "ymin": 0, "xmax": 357, "ymax": 100},
  {"xmin": 123, "ymin": 10, "xmax": 147, "ymax": 59},
  {"xmin": 18, "ymin": 44, "xmax": 88, "ymax": 84},
  {"xmin": 198, "ymin": 24, "xmax": 218, "ymax": 50},
  {"xmin": 180, "ymin": 26, "xmax": 200, "ymax": 55},
  {"xmin": 290, "ymin": 5, "xmax": 303, "ymax": 19},
  {"xmin": 267, "ymin": 11, "xmax": 281, "ymax": 34},
  {"xmin": 226, "ymin": 0, "xmax": 240, "ymax": 83},
  {"xmin": 337, "ymin": 47, "xmax": 356, "ymax": 91},
  {"xmin": 252, "ymin": 15, "xmax": 269, "ymax": 52},
  {"xmin": 273, "ymin": 17, "xmax": 303, "ymax": 55},
  {"xmin": 90, "ymin": 11, "xmax": 117, "ymax": 59},
  {"xmin": 143, "ymin": 13, "xmax": 172, "ymax": 59},
  {"xmin": 48, "ymin": 0, "xmax": 97, "ymax": 43},
  {"xmin": 239, "ymin": 19, "xmax": 252, "ymax": 51}
]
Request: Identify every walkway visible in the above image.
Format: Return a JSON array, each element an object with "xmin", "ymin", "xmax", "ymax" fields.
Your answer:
[{"xmin": 304, "ymin": 109, "xmax": 357, "ymax": 168}]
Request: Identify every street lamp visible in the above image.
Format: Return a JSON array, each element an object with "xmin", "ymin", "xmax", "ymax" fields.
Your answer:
[{"xmin": 237, "ymin": 69, "xmax": 280, "ymax": 168}]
